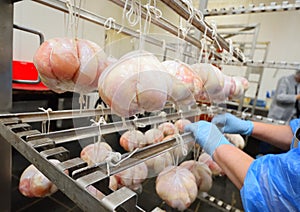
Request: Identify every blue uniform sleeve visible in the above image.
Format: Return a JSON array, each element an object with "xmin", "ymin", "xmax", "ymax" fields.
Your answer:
[
  {"xmin": 240, "ymin": 147, "xmax": 300, "ymax": 212},
  {"xmin": 289, "ymin": 118, "xmax": 300, "ymax": 134}
]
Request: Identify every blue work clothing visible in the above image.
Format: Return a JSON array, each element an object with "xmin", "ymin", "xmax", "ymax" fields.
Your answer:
[
  {"xmin": 240, "ymin": 119, "xmax": 300, "ymax": 212},
  {"xmin": 268, "ymin": 74, "xmax": 300, "ymax": 121}
]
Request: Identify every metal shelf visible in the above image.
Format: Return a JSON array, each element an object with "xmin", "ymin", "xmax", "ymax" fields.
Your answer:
[
  {"xmin": 206, "ymin": 58, "xmax": 300, "ymax": 71},
  {"xmin": 204, "ymin": 1, "xmax": 300, "ymax": 16}
]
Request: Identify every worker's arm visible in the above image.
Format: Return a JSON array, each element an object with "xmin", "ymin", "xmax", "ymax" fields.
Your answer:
[
  {"xmin": 212, "ymin": 113, "xmax": 293, "ymax": 150},
  {"xmin": 185, "ymin": 121, "xmax": 254, "ymax": 189},
  {"xmin": 213, "ymin": 144, "xmax": 254, "ymax": 189},
  {"xmin": 251, "ymin": 122, "xmax": 293, "ymax": 150}
]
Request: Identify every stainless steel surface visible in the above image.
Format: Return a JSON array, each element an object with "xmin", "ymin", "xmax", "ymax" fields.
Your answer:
[
  {"xmin": 0, "ymin": 108, "xmax": 112, "ymax": 123},
  {"xmin": 204, "ymin": 1, "xmax": 300, "ymax": 16},
  {"xmin": 0, "ymin": 104, "xmax": 284, "ymax": 211},
  {"xmin": 25, "ymin": 109, "xmax": 201, "ymax": 144},
  {"xmin": 0, "ymin": 1, "xmax": 13, "ymax": 211},
  {"xmin": 0, "ymin": 0, "xmax": 13, "ymax": 112}
]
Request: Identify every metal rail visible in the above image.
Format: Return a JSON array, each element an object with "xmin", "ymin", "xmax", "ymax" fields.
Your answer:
[
  {"xmin": 0, "ymin": 107, "xmax": 112, "ymax": 123},
  {"xmin": 0, "ymin": 104, "xmax": 285, "ymax": 211},
  {"xmin": 25, "ymin": 109, "xmax": 201, "ymax": 143},
  {"xmin": 159, "ymin": 0, "xmax": 246, "ymax": 62},
  {"xmin": 32, "ymin": 0, "xmax": 201, "ymax": 58},
  {"xmin": 204, "ymin": 1, "xmax": 300, "ymax": 16},
  {"xmin": 207, "ymin": 59, "xmax": 300, "ymax": 71}
]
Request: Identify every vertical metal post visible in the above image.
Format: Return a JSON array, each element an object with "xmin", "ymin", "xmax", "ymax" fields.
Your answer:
[{"xmin": 0, "ymin": 0, "xmax": 13, "ymax": 211}]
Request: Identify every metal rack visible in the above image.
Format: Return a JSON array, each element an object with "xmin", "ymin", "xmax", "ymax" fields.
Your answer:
[
  {"xmin": 0, "ymin": 104, "xmax": 284, "ymax": 211},
  {"xmin": 160, "ymin": 0, "xmax": 246, "ymax": 62},
  {"xmin": 204, "ymin": 1, "xmax": 300, "ymax": 16}
]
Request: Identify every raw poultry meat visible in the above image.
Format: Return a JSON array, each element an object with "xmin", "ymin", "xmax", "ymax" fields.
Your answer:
[
  {"xmin": 144, "ymin": 128, "xmax": 164, "ymax": 145},
  {"xmin": 98, "ymin": 50, "xmax": 173, "ymax": 117},
  {"xmin": 114, "ymin": 162, "xmax": 148, "ymax": 191},
  {"xmin": 19, "ymin": 159, "xmax": 63, "ymax": 198},
  {"xmin": 119, "ymin": 129, "xmax": 147, "ymax": 151},
  {"xmin": 145, "ymin": 151, "xmax": 173, "ymax": 176},
  {"xmin": 174, "ymin": 118, "xmax": 192, "ymax": 133},
  {"xmin": 80, "ymin": 142, "xmax": 113, "ymax": 165},
  {"xmin": 198, "ymin": 152, "xmax": 224, "ymax": 176},
  {"xmin": 158, "ymin": 122, "xmax": 177, "ymax": 136},
  {"xmin": 191, "ymin": 63, "xmax": 249, "ymax": 101},
  {"xmin": 156, "ymin": 166, "xmax": 198, "ymax": 211},
  {"xmin": 224, "ymin": 133, "xmax": 245, "ymax": 149},
  {"xmin": 33, "ymin": 37, "xmax": 109, "ymax": 93},
  {"xmin": 191, "ymin": 63, "xmax": 225, "ymax": 102},
  {"xmin": 179, "ymin": 160, "xmax": 212, "ymax": 192},
  {"xmin": 162, "ymin": 60, "xmax": 204, "ymax": 105}
]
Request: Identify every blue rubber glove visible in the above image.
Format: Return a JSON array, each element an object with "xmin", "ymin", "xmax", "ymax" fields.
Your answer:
[
  {"xmin": 212, "ymin": 113, "xmax": 254, "ymax": 136},
  {"xmin": 184, "ymin": 121, "xmax": 232, "ymax": 156}
]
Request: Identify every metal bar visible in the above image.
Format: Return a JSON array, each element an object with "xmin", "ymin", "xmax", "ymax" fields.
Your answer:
[
  {"xmin": 0, "ymin": 108, "xmax": 112, "ymax": 123},
  {"xmin": 0, "ymin": 0, "xmax": 13, "ymax": 211},
  {"xmin": 205, "ymin": 59, "xmax": 300, "ymax": 71},
  {"xmin": 25, "ymin": 109, "xmax": 201, "ymax": 143},
  {"xmin": 0, "ymin": 121, "xmax": 111, "ymax": 212},
  {"xmin": 204, "ymin": 1, "xmax": 300, "ymax": 16},
  {"xmin": 71, "ymin": 132, "xmax": 195, "ymax": 180},
  {"xmin": 160, "ymin": 0, "xmax": 245, "ymax": 62},
  {"xmin": 32, "ymin": 0, "xmax": 202, "ymax": 56},
  {"xmin": 107, "ymin": 0, "xmax": 202, "ymax": 48}
]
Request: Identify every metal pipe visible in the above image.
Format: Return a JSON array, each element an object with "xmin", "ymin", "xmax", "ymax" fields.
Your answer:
[
  {"xmin": 32, "ymin": 0, "xmax": 201, "ymax": 57},
  {"xmin": 25, "ymin": 109, "xmax": 201, "ymax": 143},
  {"xmin": 159, "ymin": 0, "xmax": 246, "ymax": 62}
]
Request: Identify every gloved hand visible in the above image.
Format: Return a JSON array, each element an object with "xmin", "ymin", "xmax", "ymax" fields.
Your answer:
[
  {"xmin": 212, "ymin": 113, "xmax": 254, "ymax": 136},
  {"xmin": 184, "ymin": 121, "xmax": 232, "ymax": 156}
]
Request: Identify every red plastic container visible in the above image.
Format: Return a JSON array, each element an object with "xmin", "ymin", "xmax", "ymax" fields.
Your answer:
[{"xmin": 12, "ymin": 60, "xmax": 49, "ymax": 91}]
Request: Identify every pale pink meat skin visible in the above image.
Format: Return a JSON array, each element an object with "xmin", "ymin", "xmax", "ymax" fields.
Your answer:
[
  {"xmin": 80, "ymin": 142, "xmax": 113, "ymax": 166},
  {"xmin": 174, "ymin": 118, "xmax": 192, "ymax": 133},
  {"xmin": 33, "ymin": 37, "xmax": 109, "ymax": 93},
  {"xmin": 191, "ymin": 63, "xmax": 225, "ymax": 102},
  {"xmin": 18, "ymin": 159, "xmax": 64, "ymax": 198},
  {"xmin": 158, "ymin": 122, "xmax": 177, "ymax": 136},
  {"xmin": 145, "ymin": 151, "xmax": 173, "ymax": 176},
  {"xmin": 180, "ymin": 160, "xmax": 213, "ymax": 192},
  {"xmin": 156, "ymin": 166, "xmax": 198, "ymax": 211},
  {"xmin": 115, "ymin": 162, "xmax": 148, "ymax": 191},
  {"xmin": 162, "ymin": 60, "xmax": 203, "ymax": 105},
  {"xmin": 119, "ymin": 130, "xmax": 147, "ymax": 151},
  {"xmin": 98, "ymin": 50, "xmax": 173, "ymax": 117},
  {"xmin": 144, "ymin": 128, "xmax": 164, "ymax": 145},
  {"xmin": 198, "ymin": 152, "xmax": 225, "ymax": 176}
]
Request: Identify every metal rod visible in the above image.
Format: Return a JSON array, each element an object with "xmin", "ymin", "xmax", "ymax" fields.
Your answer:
[
  {"xmin": 204, "ymin": 1, "xmax": 300, "ymax": 16},
  {"xmin": 0, "ymin": 121, "xmax": 111, "ymax": 212},
  {"xmin": 107, "ymin": 0, "xmax": 202, "ymax": 48},
  {"xmin": 0, "ymin": 108, "xmax": 112, "ymax": 123},
  {"xmin": 32, "ymin": 0, "xmax": 202, "ymax": 56},
  {"xmin": 159, "ymin": 0, "xmax": 246, "ymax": 62},
  {"xmin": 205, "ymin": 59, "xmax": 300, "ymax": 71},
  {"xmin": 25, "ymin": 109, "xmax": 201, "ymax": 143}
]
